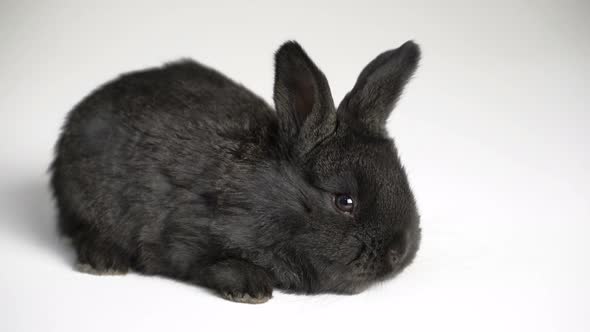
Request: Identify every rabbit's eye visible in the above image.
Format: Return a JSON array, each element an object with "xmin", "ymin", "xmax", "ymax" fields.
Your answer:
[{"xmin": 334, "ymin": 194, "xmax": 354, "ymax": 213}]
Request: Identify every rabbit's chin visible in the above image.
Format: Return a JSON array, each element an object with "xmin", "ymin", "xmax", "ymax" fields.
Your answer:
[
  {"xmin": 322, "ymin": 251, "xmax": 418, "ymax": 294},
  {"xmin": 335, "ymin": 272, "xmax": 403, "ymax": 294}
]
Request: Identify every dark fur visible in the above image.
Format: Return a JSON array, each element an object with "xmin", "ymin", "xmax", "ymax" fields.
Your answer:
[{"xmin": 50, "ymin": 41, "xmax": 422, "ymax": 303}]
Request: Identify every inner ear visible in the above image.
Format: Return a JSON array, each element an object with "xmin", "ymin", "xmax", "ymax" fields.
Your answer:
[
  {"xmin": 291, "ymin": 70, "xmax": 317, "ymax": 128},
  {"xmin": 273, "ymin": 41, "xmax": 336, "ymax": 153}
]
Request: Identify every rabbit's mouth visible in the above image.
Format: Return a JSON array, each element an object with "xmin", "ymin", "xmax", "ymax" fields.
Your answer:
[
  {"xmin": 345, "ymin": 239, "xmax": 389, "ymax": 282},
  {"xmin": 344, "ymin": 232, "xmax": 417, "ymax": 283}
]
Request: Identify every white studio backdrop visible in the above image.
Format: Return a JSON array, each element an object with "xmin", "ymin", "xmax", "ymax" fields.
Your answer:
[{"xmin": 0, "ymin": 1, "xmax": 589, "ymax": 331}]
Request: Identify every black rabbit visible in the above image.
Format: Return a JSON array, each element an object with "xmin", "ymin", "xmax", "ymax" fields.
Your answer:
[{"xmin": 50, "ymin": 40, "xmax": 422, "ymax": 303}]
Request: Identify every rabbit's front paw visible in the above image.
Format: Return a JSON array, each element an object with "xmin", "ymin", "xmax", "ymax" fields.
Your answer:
[
  {"xmin": 202, "ymin": 259, "xmax": 273, "ymax": 304},
  {"xmin": 221, "ymin": 291, "xmax": 271, "ymax": 304}
]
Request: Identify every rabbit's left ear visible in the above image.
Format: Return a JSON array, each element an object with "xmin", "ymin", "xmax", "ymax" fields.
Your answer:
[
  {"xmin": 338, "ymin": 41, "xmax": 421, "ymax": 134},
  {"xmin": 274, "ymin": 41, "xmax": 336, "ymax": 155}
]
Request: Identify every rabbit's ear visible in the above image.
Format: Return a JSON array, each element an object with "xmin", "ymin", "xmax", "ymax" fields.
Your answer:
[
  {"xmin": 338, "ymin": 41, "xmax": 420, "ymax": 134},
  {"xmin": 274, "ymin": 41, "xmax": 336, "ymax": 154}
]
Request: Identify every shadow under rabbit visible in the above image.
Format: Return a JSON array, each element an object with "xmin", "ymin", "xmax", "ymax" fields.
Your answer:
[{"xmin": 0, "ymin": 175, "xmax": 75, "ymax": 265}]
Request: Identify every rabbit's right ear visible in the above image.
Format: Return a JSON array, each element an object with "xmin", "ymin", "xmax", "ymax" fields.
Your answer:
[
  {"xmin": 338, "ymin": 41, "xmax": 421, "ymax": 135},
  {"xmin": 273, "ymin": 41, "xmax": 336, "ymax": 156}
]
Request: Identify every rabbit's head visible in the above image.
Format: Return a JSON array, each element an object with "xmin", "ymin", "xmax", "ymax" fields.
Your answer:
[{"xmin": 272, "ymin": 41, "xmax": 421, "ymax": 293}]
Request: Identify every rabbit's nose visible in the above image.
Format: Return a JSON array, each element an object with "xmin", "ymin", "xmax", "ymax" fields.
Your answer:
[
  {"xmin": 388, "ymin": 248, "xmax": 403, "ymax": 265},
  {"xmin": 387, "ymin": 232, "xmax": 408, "ymax": 266}
]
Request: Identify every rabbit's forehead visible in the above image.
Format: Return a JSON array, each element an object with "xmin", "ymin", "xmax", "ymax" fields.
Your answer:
[
  {"xmin": 308, "ymin": 133, "xmax": 411, "ymax": 207},
  {"xmin": 311, "ymin": 134, "xmax": 401, "ymax": 179}
]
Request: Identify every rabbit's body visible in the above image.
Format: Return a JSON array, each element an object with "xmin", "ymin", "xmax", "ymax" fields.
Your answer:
[
  {"xmin": 52, "ymin": 62, "xmax": 286, "ymax": 280},
  {"xmin": 51, "ymin": 42, "xmax": 422, "ymax": 303}
]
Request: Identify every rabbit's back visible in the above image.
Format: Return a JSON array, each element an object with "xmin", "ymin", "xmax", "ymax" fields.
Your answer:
[{"xmin": 50, "ymin": 60, "xmax": 276, "ymax": 272}]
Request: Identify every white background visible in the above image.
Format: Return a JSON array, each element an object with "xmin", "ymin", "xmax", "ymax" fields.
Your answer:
[{"xmin": 1, "ymin": 0, "xmax": 589, "ymax": 331}]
